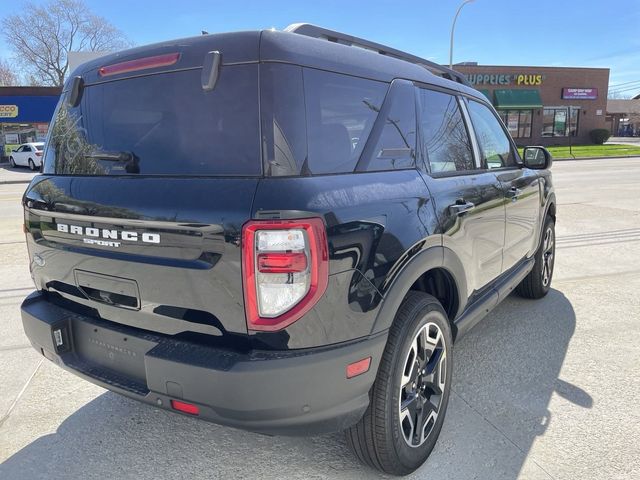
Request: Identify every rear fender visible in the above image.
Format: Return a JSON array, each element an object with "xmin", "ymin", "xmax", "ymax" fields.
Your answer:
[{"xmin": 370, "ymin": 245, "xmax": 467, "ymax": 335}]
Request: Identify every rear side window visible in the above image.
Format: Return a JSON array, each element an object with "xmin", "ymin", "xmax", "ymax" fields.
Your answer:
[
  {"xmin": 467, "ymin": 100, "xmax": 517, "ymax": 169},
  {"xmin": 418, "ymin": 89, "xmax": 475, "ymax": 174},
  {"xmin": 304, "ymin": 69, "xmax": 387, "ymax": 175},
  {"xmin": 261, "ymin": 63, "xmax": 308, "ymax": 177},
  {"xmin": 44, "ymin": 65, "xmax": 260, "ymax": 176}
]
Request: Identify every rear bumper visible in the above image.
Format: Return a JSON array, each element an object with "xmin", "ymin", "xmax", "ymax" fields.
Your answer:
[{"xmin": 20, "ymin": 291, "xmax": 387, "ymax": 435}]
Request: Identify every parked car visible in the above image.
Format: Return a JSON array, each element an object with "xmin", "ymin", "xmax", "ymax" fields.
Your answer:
[
  {"xmin": 20, "ymin": 24, "xmax": 555, "ymax": 475},
  {"xmin": 9, "ymin": 142, "xmax": 45, "ymax": 170}
]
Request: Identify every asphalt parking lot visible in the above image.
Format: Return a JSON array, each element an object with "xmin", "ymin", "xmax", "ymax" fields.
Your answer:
[{"xmin": 0, "ymin": 158, "xmax": 639, "ymax": 480}]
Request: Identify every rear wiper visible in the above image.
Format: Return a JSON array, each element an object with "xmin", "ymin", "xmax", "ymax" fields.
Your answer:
[
  {"xmin": 85, "ymin": 151, "xmax": 140, "ymax": 173},
  {"xmin": 84, "ymin": 151, "xmax": 135, "ymax": 162}
]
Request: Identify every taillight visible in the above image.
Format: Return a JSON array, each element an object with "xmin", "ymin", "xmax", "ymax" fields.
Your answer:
[
  {"xmin": 35, "ymin": 152, "xmax": 43, "ymax": 156},
  {"xmin": 242, "ymin": 218, "xmax": 329, "ymax": 331}
]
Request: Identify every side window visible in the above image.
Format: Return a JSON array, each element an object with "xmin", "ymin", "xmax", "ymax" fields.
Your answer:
[
  {"xmin": 304, "ymin": 69, "xmax": 387, "ymax": 175},
  {"xmin": 467, "ymin": 100, "xmax": 517, "ymax": 169},
  {"xmin": 24, "ymin": 146, "xmax": 31, "ymax": 152},
  {"xmin": 260, "ymin": 63, "xmax": 308, "ymax": 176},
  {"xmin": 365, "ymin": 81, "xmax": 417, "ymax": 171},
  {"xmin": 418, "ymin": 89, "xmax": 475, "ymax": 173}
]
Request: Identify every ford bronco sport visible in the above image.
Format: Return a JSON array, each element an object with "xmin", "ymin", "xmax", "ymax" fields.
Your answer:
[{"xmin": 21, "ymin": 24, "xmax": 555, "ymax": 475}]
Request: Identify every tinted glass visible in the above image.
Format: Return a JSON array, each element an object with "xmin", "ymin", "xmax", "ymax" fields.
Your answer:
[
  {"xmin": 365, "ymin": 81, "xmax": 417, "ymax": 171},
  {"xmin": 304, "ymin": 69, "xmax": 387, "ymax": 175},
  {"xmin": 24, "ymin": 146, "xmax": 31, "ymax": 152},
  {"xmin": 468, "ymin": 100, "xmax": 516, "ymax": 169},
  {"xmin": 418, "ymin": 89, "xmax": 474, "ymax": 173},
  {"xmin": 35, "ymin": 144, "xmax": 44, "ymax": 151},
  {"xmin": 44, "ymin": 65, "xmax": 260, "ymax": 176},
  {"xmin": 260, "ymin": 63, "xmax": 307, "ymax": 176}
]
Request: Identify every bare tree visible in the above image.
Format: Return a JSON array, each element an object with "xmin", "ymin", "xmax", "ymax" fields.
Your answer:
[
  {"xmin": 0, "ymin": 59, "xmax": 19, "ymax": 86},
  {"xmin": 3, "ymin": 0, "xmax": 131, "ymax": 86}
]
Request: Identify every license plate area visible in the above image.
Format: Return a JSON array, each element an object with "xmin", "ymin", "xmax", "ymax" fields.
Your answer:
[
  {"xmin": 74, "ymin": 270, "xmax": 140, "ymax": 310},
  {"xmin": 72, "ymin": 318, "xmax": 155, "ymax": 384}
]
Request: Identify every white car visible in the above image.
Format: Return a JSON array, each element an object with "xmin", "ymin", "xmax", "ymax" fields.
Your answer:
[{"xmin": 9, "ymin": 142, "xmax": 45, "ymax": 170}]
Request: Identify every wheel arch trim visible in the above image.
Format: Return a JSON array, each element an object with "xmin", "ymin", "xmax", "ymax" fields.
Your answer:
[{"xmin": 371, "ymin": 245, "xmax": 467, "ymax": 335}]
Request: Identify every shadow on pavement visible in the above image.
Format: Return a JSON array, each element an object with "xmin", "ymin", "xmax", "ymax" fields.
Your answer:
[{"xmin": 0, "ymin": 289, "xmax": 582, "ymax": 479}]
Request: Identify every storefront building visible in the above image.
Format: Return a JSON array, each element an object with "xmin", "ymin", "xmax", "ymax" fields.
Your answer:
[
  {"xmin": 0, "ymin": 86, "xmax": 61, "ymax": 160},
  {"xmin": 454, "ymin": 64, "xmax": 610, "ymax": 146},
  {"xmin": 606, "ymin": 99, "xmax": 640, "ymax": 136}
]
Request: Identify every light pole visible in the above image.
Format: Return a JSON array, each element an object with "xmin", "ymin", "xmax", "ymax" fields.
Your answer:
[{"xmin": 449, "ymin": 0, "xmax": 475, "ymax": 69}]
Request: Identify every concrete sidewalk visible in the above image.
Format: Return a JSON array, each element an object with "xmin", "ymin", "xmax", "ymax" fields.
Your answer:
[{"xmin": 0, "ymin": 164, "xmax": 38, "ymax": 185}]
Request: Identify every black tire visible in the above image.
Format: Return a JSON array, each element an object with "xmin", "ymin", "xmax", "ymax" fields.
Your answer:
[
  {"xmin": 28, "ymin": 158, "xmax": 36, "ymax": 171},
  {"xmin": 516, "ymin": 215, "xmax": 555, "ymax": 299},
  {"xmin": 9, "ymin": 157, "xmax": 15, "ymax": 168},
  {"xmin": 346, "ymin": 291, "xmax": 453, "ymax": 475}
]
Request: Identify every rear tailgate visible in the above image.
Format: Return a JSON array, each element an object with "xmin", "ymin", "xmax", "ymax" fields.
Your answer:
[{"xmin": 24, "ymin": 176, "xmax": 257, "ymax": 335}]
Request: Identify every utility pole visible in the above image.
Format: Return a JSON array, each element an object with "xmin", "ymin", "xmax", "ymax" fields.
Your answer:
[{"xmin": 449, "ymin": 0, "xmax": 476, "ymax": 69}]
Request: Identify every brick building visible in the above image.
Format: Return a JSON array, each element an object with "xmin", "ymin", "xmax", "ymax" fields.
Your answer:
[{"xmin": 454, "ymin": 64, "xmax": 610, "ymax": 146}]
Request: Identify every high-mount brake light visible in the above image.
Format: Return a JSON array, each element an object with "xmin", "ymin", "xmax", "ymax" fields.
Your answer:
[
  {"xmin": 242, "ymin": 218, "xmax": 329, "ymax": 332},
  {"xmin": 98, "ymin": 52, "xmax": 180, "ymax": 77}
]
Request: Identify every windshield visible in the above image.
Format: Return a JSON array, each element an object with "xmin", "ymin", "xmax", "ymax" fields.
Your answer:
[{"xmin": 44, "ymin": 65, "xmax": 260, "ymax": 176}]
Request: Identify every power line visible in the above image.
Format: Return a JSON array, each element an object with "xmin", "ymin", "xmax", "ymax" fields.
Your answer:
[
  {"xmin": 608, "ymin": 79, "xmax": 640, "ymax": 88},
  {"xmin": 609, "ymin": 80, "xmax": 640, "ymax": 93},
  {"xmin": 608, "ymin": 84, "xmax": 640, "ymax": 95}
]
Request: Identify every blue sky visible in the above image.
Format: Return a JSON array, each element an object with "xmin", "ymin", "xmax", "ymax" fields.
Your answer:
[{"xmin": 1, "ymin": 0, "xmax": 638, "ymax": 94}]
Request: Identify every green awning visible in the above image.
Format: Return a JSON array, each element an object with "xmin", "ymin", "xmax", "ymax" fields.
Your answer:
[
  {"xmin": 494, "ymin": 89, "xmax": 542, "ymax": 109},
  {"xmin": 478, "ymin": 89, "xmax": 492, "ymax": 101}
]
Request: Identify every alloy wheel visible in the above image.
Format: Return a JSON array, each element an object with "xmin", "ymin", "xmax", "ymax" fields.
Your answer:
[{"xmin": 398, "ymin": 322, "xmax": 447, "ymax": 448}]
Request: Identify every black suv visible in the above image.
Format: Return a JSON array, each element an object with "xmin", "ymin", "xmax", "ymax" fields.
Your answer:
[{"xmin": 20, "ymin": 24, "xmax": 555, "ymax": 475}]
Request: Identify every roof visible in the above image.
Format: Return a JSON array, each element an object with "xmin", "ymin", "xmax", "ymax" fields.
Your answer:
[
  {"xmin": 70, "ymin": 29, "xmax": 484, "ymax": 101},
  {"xmin": 607, "ymin": 99, "xmax": 640, "ymax": 114}
]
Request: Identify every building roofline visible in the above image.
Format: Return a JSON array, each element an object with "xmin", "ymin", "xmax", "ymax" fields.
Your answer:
[
  {"xmin": 0, "ymin": 86, "xmax": 62, "ymax": 95},
  {"xmin": 454, "ymin": 64, "xmax": 610, "ymax": 71}
]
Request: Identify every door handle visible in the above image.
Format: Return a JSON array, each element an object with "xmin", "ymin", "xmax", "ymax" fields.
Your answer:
[
  {"xmin": 449, "ymin": 200, "xmax": 475, "ymax": 215},
  {"xmin": 507, "ymin": 186, "xmax": 522, "ymax": 199}
]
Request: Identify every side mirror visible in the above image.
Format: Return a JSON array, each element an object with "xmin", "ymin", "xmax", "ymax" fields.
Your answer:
[{"xmin": 522, "ymin": 146, "xmax": 552, "ymax": 170}]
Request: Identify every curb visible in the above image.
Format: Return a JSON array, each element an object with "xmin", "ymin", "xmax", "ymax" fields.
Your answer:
[
  {"xmin": 553, "ymin": 155, "xmax": 640, "ymax": 161},
  {"xmin": 0, "ymin": 180, "xmax": 33, "ymax": 185}
]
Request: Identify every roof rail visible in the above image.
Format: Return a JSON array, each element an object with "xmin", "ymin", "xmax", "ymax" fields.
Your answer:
[{"xmin": 284, "ymin": 23, "xmax": 471, "ymax": 87}]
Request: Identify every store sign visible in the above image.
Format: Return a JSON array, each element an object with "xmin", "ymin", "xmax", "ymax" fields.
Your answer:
[
  {"xmin": 0, "ymin": 105, "xmax": 19, "ymax": 118},
  {"xmin": 562, "ymin": 88, "xmax": 598, "ymax": 100},
  {"xmin": 465, "ymin": 74, "xmax": 544, "ymax": 86}
]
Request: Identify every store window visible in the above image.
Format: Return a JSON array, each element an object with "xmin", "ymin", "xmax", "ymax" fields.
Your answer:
[
  {"xmin": 498, "ymin": 110, "xmax": 532, "ymax": 138},
  {"xmin": 542, "ymin": 107, "xmax": 579, "ymax": 137},
  {"xmin": 0, "ymin": 123, "xmax": 44, "ymax": 158}
]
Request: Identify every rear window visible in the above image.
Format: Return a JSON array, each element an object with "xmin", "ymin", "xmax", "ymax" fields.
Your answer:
[
  {"xmin": 44, "ymin": 65, "xmax": 260, "ymax": 176},
  {"xmin": 35, "ymin": 145, "xmax": 44, "ymax": 151}
]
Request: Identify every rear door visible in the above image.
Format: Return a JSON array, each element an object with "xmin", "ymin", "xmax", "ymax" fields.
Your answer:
[
  {"xmin": 416, "ymin": 87, "xmax": 506, "ymax": 300},
  {"xmin": 465, "ymin": 99, "xmax": 541, "ymax": 271}
]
